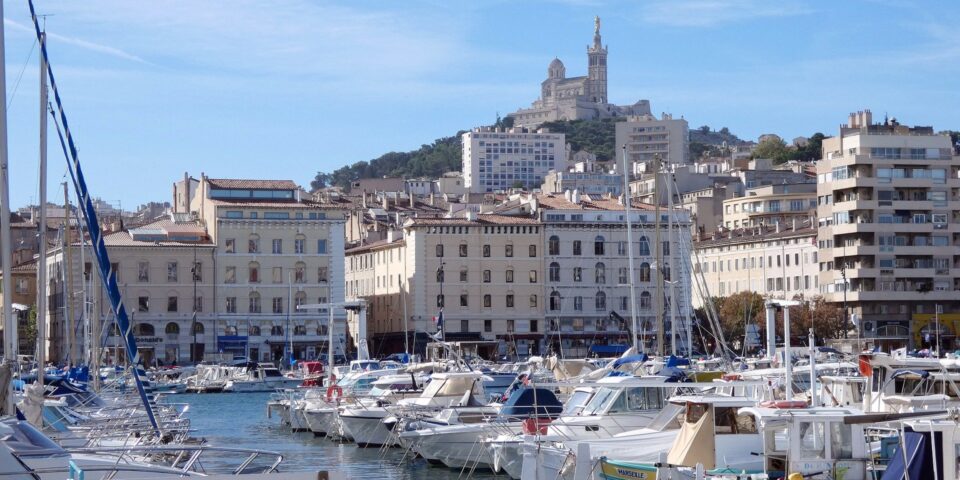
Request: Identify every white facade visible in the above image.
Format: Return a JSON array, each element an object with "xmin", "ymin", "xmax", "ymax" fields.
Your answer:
[
  {"xmin": 462, "ymin": 127, "xmax": 565, "ymax": 193},
  {"xmin": 616, "ymin": 113, "xmax": 690, "ymax": 170}
]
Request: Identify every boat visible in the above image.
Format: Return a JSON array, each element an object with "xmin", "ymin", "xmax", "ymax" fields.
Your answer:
[{"xmin": 223, "ymin": 363, "xmax": 301, "ymax": 393}]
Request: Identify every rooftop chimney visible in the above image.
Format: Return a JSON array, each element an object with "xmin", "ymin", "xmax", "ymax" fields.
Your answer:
[{"xmin": 382, "ymin": 192, "xmax": 389, "ymax": 210}]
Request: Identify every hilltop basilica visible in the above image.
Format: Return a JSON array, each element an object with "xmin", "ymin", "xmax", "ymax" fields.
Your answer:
[{"xmin": 510, "ymin": 17, "xmax": 652, "ymax": 128}]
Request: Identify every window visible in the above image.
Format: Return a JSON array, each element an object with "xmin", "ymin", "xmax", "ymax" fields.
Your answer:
[
  {"xmin": 460, "ymin": 294, "xmax": 469, "ymax": 307},
  {"xmin": 507, "ymin": 319, "xmax": 515, "ymax": 333},
  {"xmin": 638, "ymin": 236, "xmax": 650, "ymax": 256},
  {"xmin": 506, "ymin": 294, "xmax": 514, "ymax": 308},
  {"xmin": 138, "ymin": 262, "xmax": 149, "ymax": 282},
  {"xmin": 530, "ymin": 320, "xmax": 538, "ymax": 333},
  {"xmin": 192, "ymin": 322, "xmax": 205, "ymax": 334},
  {"xmin": 436, "ymin": 269, "xmax": 445, "ymax": 282},
  {"xmin": 294, "ymin": 292, "xmax": 306, "ymax": 311},
  {"xmin": 318, "ymin": 267, "xmax": 328, "ymax": 283},
  {"xmin": 529, "ymin": 295, "xmax": 538, "ymax": 308},
  {"xmin": 529, "ymin": 245, "xmax": 537, "ymax": 257},
  {"xmin": 662, "ymin": 241, "xmax": 670, "ymax": 256},
  {"xmin": 14, "ymin": 279, "xmax": 28, "ymax": 294},
  {"xmin": 272, "ymin": 239, "xmax": 282, "ymax": 254},
  {"xmin": 574, "ymin": 296, "xmax": 583, "ymax": 311},
  {"xmin": 549, "ymin": 262, "xmax": 560, "ymax": 282},
  {"xmin": 595, "ymin": 292, "xmax": 607, "ymax": 311},
  {"xmin": 192, "ymin": 262, "xmax": 202, "ymax": 281},
  {"xmin": 618, "ymin": 241, "xmax": 626, "ymax": 255},
  {"xmin": 798, "ymin": 422, "xmax": 826, "ymax": 459},
  {"xmin": 437, "ymin": 295, "xmax": 444, "ymax": 308},
  {"xmin": 249, "ymin": 293, "xmax": 261, "ymax": 313},
  {"xmin": 293, "ymin": 325, "xmax": 306, "ymax": 336},
  {"xmin": 272, "ymin": 297, "xmax": 283, "ymax": 314},
  {"xmin": 505, "ymin": 244, "xmax": 514, "ymax": 257},
  {"xmin": 484, "ymin": 320, "xmax": 492, "ymax": 332},
  {"xmin": 294, "ymin": 236, "xmax": 305, "ymax": 254},
  {"xmin": 138, "ymin": 296, "xmax": 149, "ymax": 312},
  {"xmin": 484, "ymin": 294, "xmax": 492, "ymax": 308},
  {"xmin": 317, "ymin": 239, "xmax": 328, "ymax": 254},
  {"xmin": 223, "ymin": 267, "xmax": 237, "ymax": 283},
  {"xmin": 483, "ymin": 245, "xmax": 491, "ymax": 257},
  {"xmin": 225, "ymin": 239, "xmax": 236, "ymax": 253},
  {"xmin": 248, "ymin": 325, "xmax": 261, "ymax": 336},
  {"xmin": 573, "ymin": 240, "xmax": 582, "ymax": 255},
  {"xmin": 194, "ymin": 296, "xmax": 203, "ymax": 312},
  {"xmin": 483, "ymin": 270, "xmax": 491, "ymax": 283},
  {"xmin": 506, "ymin": 269, "xmax": 514, "ymax": 283},
  {"xmin": 594, "ymin": 236, "xmax": 605, "ymax": 255},
  {"xmin": 461, "ymin": 320, "xmax": 469, "ymax": 333},
  {"xmin": 549, "ymin": 291, "xmax": 561, "ymax": 311},
  {"xmin": 548, "ymin": 236, "xmax": 559, "ymax": 255},
  {"xmin": 459, "ymin": 244, "xmax": 468, "ymax": 257},
  {"xmin": 459, "ymin": 269, "xmax": 468, "ymax": 282},
  {"xmin": 167, "ymin": 296, "xmax": 178, "ymax": 312},
  {"xmin": 165, "ymin": 322, "xmax": 180, "ymax": 335},
  {"xmin": 295, "ymin": 262, "xmax": 306, "ymax": 283},
  {"xmin": 595, "ymin": 262, "xmax": 606, "ymax": 284},
  {"xmin": 272, "ymin": 266, "xmax": 282, "ymax": 284},
  {"xmin": 167, "ymin": 262, "xmax": 178, "ymax": 282},
  {"xmin": 618, "ymin": 267, "xmax": 628, "ymax": 284},
  {"xmin": 271, "ymin": 325, "xmax": 283, "ymax": 336},
  {"xmin": 573, "ymin": 267, "xmax": 582, "ymax": 282},
  {"xmin": 248, "ymin": 234, "xmax": 260, "ymax": 253},
  {"xmin": 640, "ymin": 292, "xmax": 651, "ymax": 309},
  {"xmin": 226, "ymin": 297, "xmax": 237, "ymax": 313},
  {"xmin": 529, "ymin": 270, "xmax": 538, "ymax": 283},
  {"xmin": 436, "ymin": 244, "xmax": 444, "ymax": 257}
]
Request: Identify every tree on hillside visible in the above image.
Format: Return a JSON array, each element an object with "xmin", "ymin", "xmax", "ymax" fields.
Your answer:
[
  {"xmin": 310, "ymin": 172, "xmax": 331, "ymax": 191},
  {"xmin": 751, "ymin": 136, "xmax": 793, "ymax": 164},
  {"xmin": 794, "ymin": 132, "xmax": 826, "ymax": 161}
]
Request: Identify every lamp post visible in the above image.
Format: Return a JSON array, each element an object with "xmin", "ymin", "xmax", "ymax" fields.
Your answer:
[
  {"xmin": 191, "ymin": 245, "xmax": 198, "ymax": 363},
  {"xmin": 841, "ymin": 253, "xmax": 849, "ymax": 339},
  {"xmin": 437, "ymin": 262, "xmax": 445, "ymax": 344}
]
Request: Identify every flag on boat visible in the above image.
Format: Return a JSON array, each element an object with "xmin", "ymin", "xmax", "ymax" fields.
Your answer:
[{"xmin": 433, "ymin": 308, "xmax": 444, "ymax": 330}]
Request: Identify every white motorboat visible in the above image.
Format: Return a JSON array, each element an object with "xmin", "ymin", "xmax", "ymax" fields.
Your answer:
[{"xmin": 223, "ymin": 363, "xmax": 301, "ymax": 393}]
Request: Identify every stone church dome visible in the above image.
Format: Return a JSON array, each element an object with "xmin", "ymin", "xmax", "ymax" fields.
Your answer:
[{"xmin": 547, "ymin": 58, "xmax": 566, "ymax": 79}]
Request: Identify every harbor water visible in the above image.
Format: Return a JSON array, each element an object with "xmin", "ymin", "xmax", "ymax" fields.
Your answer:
[{"xmin": 173, "ymin": 392, "xmax": 501, "ymax": 479}]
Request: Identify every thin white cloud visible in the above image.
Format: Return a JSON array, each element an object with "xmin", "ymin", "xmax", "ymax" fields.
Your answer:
[
  {"xmin": 3, "ymin": 18, "xmax": 149, "ymax": 64},
  {"xmin": 640, "ymin": 0, "xmax": 811, "ymax": 27}
]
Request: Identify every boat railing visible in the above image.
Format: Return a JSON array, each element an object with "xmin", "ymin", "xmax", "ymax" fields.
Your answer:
[{"xmin": 64, "ymin": 444, "xmax": 284, "ymax": 475}]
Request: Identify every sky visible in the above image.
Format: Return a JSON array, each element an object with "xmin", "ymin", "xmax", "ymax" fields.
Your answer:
[{"xmin": 3, "ymin": 0, "xmax": 959, "ymax": 209}]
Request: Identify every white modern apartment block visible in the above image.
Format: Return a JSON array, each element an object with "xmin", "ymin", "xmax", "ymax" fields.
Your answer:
[
  {"xmin": 615, "ymin": 113, "xmax": 690, "ymax": 172},
  {"xmin": 462, "ymin": 127, "xmax": 566, "ymax": 193},
  {"xmin": 816, "ymin": 111, "xmax": 960, "ymax": 349},
  {"xmin": 693, "ymin": 220, "xmax": 819, "ymax": 308}
]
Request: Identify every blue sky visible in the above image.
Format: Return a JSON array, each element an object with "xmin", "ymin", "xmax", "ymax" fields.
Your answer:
[{"xmin": 4, "ymin": 0, "xmax": 959, "ymax": 208}]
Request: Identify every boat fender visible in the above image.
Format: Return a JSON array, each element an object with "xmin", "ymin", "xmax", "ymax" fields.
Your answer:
[{"xmin": 521, "ymin": 417, "xmax": 550, "ymax": 435}]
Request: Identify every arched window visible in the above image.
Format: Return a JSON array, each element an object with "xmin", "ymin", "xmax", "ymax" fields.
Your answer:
[
  {"xmin": 640, "ymin": 262, "xmax": 651, "ymax": 282},
  {"xmin": 248, "ymin": 325, "xmax": 262, "ymax": 336},
  {"xmin": 165, "ymin": 322, "xmax": 180, "ymax": 335},
  {"xmin": 271, "ymin": 325, "xmax": 284, "ymax": 336},
  {"xmin": 548, "ymin": 236, "xmax": 560, "ymax": 255},
  {"xmin": 224, "ymin": 325, "xmax": 238, "ymax": 335},
  {"xmin": 638, "ymin": 236, "xmax": 650, "ymax": 256},
  {"xmin": 595, "ymin": 292, "xmax": 607, "ymax": 311},
  {"xmin": 549, "ymin": 291, "xmax": 561, "ymax": 311},
  {"xmin": 192, "ymin": 322, "xmax": 205, "ymax": 334},
  {"xmin": 595, "ymin": 262, "xmax": 606, "ymax": 284},
  {"xmin": 249, "ymin": 292, "xmax": 261, "ymax": 313},
  {"xmin": 594, "ymin": 235, "xmax": 605, "ymax": 255},
  {"xmin": 248, "ymin": 233, "xmax": 260, "ymax": 254},
  {"xmin": 549, "ymin": 262, "xmax": 560, "ymax": 282},
  {"xmin": 135, "ymin": 323, "xmax": 155, "ymax": 336},
  {"xmin": 640, "ymin": 291, "xmax": 652, "ymax": 309}
]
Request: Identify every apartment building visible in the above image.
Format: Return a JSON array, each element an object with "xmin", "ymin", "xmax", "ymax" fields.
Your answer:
[
  {"xmin": 693, "ymin": 220, "xmax": 819, "ymax": 308},
  {"xmin": 541, "ymin": 169, "xmax": 623, "ymax": 197},
  {"xmin": 722, "ymin": 183, "xmax": 817, "ymax": 229},
  {"xmin": 47, "ymin": 175, "xmax": 347, "ymax": 365},
  {"xmin": 615, "ymin": 113, "xmax": 690, "ymax": 171},
  {"xmin": 816, "ymin": 111, "xmax": 960, "ymax": 349},
  {"xmin": 462, "ymin": 127, "xmax": 566, "ymax": 193}
]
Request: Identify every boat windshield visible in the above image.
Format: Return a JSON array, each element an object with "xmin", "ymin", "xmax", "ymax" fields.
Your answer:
[
  {"xmin": 0, "ymin": 420, "xmax": 67, "ymax": 457},
  {"xmin": 421, "ymin": 376, "xmax": 479, "ymax": 398},
  {"xmin": 581, "ymin": 387, "xmax": 621, "ymax": 415},
  {"xmin": 562, "ymin": 390, "xmax": 593, "ymax": 416},
  {"xmin": 262, "ymin": 368, "xmax": 282, "ymax": 378}
]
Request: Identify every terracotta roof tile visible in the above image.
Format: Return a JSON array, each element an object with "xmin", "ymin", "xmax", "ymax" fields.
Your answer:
[{"xmin": 206, "ymin": 178, "xmax": 298, "ymax": 190}]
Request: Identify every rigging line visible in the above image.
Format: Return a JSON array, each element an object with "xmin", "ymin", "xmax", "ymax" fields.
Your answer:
[{"xmin": 7, "ymin": 36, "xmax": 37, "ymax": 109}]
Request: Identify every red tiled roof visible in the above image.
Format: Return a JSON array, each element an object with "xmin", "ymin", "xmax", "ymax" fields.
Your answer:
[{"xmin": 206, "ymin": 178, "xmax": 298, "ymax": 190}]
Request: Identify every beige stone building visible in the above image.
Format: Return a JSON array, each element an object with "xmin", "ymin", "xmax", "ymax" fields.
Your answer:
[
  {"xmin": 722, "ymin": 183, "xmax": 817, "ymax": 229},
  {"xmin": 816, "ymin": 112, "xmax": 960, "ymax": 349},
  {"xmin": 693, "ymin": 220, "xmax": 819, "ymax": 309}
]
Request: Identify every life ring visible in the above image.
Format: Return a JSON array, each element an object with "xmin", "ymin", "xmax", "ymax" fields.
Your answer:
[
  {"xmin": 759, "ymin": 400, "xmax": 808, "ymax": 409},
  {"xmin": 326, "ymin": 385, "xmax": 343, "ymax": 402}
]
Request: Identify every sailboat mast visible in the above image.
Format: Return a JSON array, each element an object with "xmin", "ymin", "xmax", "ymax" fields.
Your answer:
[
  {"xmin": 63, "ymin": 182, "xmax": 76, "ymax": 364},
  {"xmin": 0, "ymin": 0, "xmax": 17, "ymax": 415},
  {"xmin": 37, "ymin": 32, "xmax": 48, "ymax": 385},
  {"xmin": 620, "ymin": 145, "xmax": 640, "ymax": 353},
  {"xmin": 667, "ymin": 165, "xmax": 677, "ymax": 356},
  {"xmin": 653, "ymin": 154, "xmax": 664, "ymax": 357}
]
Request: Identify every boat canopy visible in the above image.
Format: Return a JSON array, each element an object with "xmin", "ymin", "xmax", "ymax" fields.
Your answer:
[{"xmin": 498, "ymin": 387, "xmax": 563, "ymax": 419}]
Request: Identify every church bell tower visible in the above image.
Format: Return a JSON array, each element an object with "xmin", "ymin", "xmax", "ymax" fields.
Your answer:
[{"xmin": 587, "ymin": 16, "xmax": 608, "ymax": 104}]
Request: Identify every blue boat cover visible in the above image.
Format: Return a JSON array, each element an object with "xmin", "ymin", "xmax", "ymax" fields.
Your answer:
[
  {"xmin": 881, "ymin": 431, "xmax": 935, "ymax": 480},
  {"xmin": 590, "ymin": 344, "xmax": 630, "ymax": 355},
  {"xmin": 499, "ymin": 387, "xmax": 563, "ymax": 419},
  {"xmin": 612, "ymin": 354, "xmax": 648, "ymax": 368}
]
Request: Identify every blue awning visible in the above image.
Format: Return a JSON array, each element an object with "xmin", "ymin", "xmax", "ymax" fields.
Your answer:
[{"xmin": 589, "ymin": 344, "xmax": 629, "ymax": 355}]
